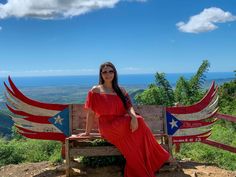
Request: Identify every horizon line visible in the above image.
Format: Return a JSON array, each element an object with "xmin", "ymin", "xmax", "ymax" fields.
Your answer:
[{"xmin": 0, "ymin": 71, "xmax": 235, "ymax": 78}]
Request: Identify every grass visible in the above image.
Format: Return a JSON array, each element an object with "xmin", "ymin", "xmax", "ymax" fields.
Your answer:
[
  {"xmin": 175, "ymin": 123, "xmax": 236, "ymax": 171},
  {"xmin": 0, "ymin": 138, "xmax": 62, "ymax": 166}
]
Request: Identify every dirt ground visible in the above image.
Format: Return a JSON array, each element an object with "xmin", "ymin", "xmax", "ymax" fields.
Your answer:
[{"xmin": 0, "ymin": 160, "xmax": 235, "ymax": 177}]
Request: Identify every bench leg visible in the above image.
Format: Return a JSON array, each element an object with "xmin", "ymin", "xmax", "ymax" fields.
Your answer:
[{"xmin": 65, "ymin": 138, "xmax": 71, "ymax": 177}]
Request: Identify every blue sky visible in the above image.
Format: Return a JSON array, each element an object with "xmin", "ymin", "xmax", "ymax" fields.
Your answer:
[{"xmin": 0, "ymin": 0, "xmax": 235, "ymax": 76}]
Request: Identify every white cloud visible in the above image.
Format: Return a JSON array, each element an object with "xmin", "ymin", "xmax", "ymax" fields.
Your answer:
[
  {"xmin": 0, "ymin": 70, "xmax": 10, "ymax": 73},
  {"xmin": 176, "ymin": 7, "xmax": 236, "ymax": 33},
  {"xmin": 0, "ymin": 0, "xmax": 146, "ymax": 20},
  {"xmin": 119, "ymin": 67, "xmax": 155, "ymax": 74},
  {"xmin": 122, "ymin": 67, "xmax": 141, "ymax": 71}
]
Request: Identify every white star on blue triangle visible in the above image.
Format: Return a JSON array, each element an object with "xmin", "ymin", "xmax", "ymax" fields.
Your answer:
[
  {"xmin": 49, "ymin": 107, "xmax": 69, "ymax": 137},
  {"xmin": 166, "ymin": 111, "xmax": 183, "ymax": 135}
]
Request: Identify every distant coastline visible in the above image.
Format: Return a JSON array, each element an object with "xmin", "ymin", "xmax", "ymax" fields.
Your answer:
[{"xmin": 0, "ymin": 72, "xmax": 234, "ymax": 90}]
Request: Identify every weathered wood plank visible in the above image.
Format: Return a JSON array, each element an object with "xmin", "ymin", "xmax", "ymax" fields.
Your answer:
[
  {"xmin": 216, "ymin": 113, "xmax": 236, "ymax": 122},
  {"xmin": 202, "ymin": 139, "xmax": 236, "ymax": 153},
  {"xmin": 71, "ymin": 104, "xmax": 99, "ymax": 133},
  {"xmin": 172, "ymin": 94, "xmax": 218, "ymax": 120},
  {"xmin": 174, "ymin": 124, "xmax": 212, "ymax": 136},
  {"xmin": 12, "ymin": 117, "xmax": 61, "ymax": 133},
  {"xmin": 5, "ymin": 91, "xmax": 60, "ymax": 117},
  {"xmin": 70, "ymin": 146, "xmax": 121, "ymax": 157},
  {"xmin": 70, "ymin": 104, "xmax": 165, "ymax": 134},
  {"xmin": 69, "ymin": 142, "xmax": 169, "ymax": 157}
]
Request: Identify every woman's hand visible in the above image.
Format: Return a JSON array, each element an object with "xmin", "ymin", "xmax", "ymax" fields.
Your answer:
[
  {"xmin": 130, "ymin": 116, "xmax": 138, "ymax": 132},
  {"xmin": 78, "ymin": 132, "xmax": 90, "ymax": 137}
]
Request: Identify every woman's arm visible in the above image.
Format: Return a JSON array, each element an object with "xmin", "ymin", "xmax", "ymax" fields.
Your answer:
[
  {"xmin": 81, "ymin": 86, "xmax": 99, "ymax": 136},
  {"xmin": 80, "ymin": 109, "xmax": 95, "ymax": 136},
  {"xmin": 120, "ymin": 87, "xmax": 139, "ymax": 132},
  {"xmin": 86, "ymin": 109, "xmax": 95, "ymax": 134},
  {"xmin": 121, "ymin": 86, "xmax": 138, "ymax": 132},
  {"xmin": 127, "ymin": 106, "xmax": 139, "ymax": 132}
]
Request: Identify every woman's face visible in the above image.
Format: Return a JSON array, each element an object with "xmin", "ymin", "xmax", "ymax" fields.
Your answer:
[{"xmin": 101, "ymin": 66, "xmax": 115, "ymax": 83}]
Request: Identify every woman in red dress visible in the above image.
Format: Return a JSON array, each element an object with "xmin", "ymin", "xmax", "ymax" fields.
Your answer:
[{"xmin": 80, "ymin": 62, "xmax": 170, "ymax": 177}]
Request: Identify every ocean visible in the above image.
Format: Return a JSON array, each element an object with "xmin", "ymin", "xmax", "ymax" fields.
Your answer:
[{"xmin": 0, "ymin": 72, "xmax": 235, "ymax": 90}]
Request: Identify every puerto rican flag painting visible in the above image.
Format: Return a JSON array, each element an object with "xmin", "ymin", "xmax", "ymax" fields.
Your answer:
[
  {"xmin": 166, "ymin": 82, "xmax": 219, "ymax": 143},
  {"xmin": 166, "ymin": 111, "xmax": 182, "ymax": 135},
  {"xmin": 48, "ymin": 107, "xmax": 69, "ymax": 137},
  {"xmin": 4, "ymin": 76, "xmax": 69, "ymax": 142}
]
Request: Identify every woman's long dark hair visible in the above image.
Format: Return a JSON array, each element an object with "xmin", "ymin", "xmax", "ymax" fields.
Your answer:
[{"xmin": 99, "ymin": 62, "xmax": 128, "ymax": 109}]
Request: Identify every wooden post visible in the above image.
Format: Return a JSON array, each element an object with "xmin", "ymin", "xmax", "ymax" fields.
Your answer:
[
  {"xmin": 65, "ymin": 138, "xmax": 70, "ymax": 177},
  {"xmin": 61, "ymin": 143, "xmax": 65, "ymax": 159},
  {"xmin": 69, "ymin": 104, "xmax": 73, "ymax": 136},
  {"xmin": 164, "ymin": 107, "xmax": 175, "ymax": 164},
  {"xmin": 175, "ymin": 143, "xmax": 181, "ymax": 153}
]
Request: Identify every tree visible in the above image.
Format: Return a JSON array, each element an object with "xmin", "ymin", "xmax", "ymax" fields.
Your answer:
[
  {"xmin": 135, "ymin": 84, "xmax": 166, "ymax": 105},
  {"xmin": 218, "ymin": 79, "xmax": 236, "ymax": 130},
  {"xmin": 135, "ymin": 73, "xmax": 175, "ymax": 106},
  {"xmin": 174, "ymin": 60, "xmax": 210, "ymax": 105},
  {"xmin": 136, "ymin": 60, "xmax": 210, "ymax": 106},
  {"xmin": 155, "ymin": 73, "xmax": 175, "ymax": 106},
  {"xmin": 174, "ymin": 76, "xmax": 191, "ymax": 105}
]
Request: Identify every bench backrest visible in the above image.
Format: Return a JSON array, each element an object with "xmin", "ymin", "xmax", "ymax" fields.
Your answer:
[{"xmin": 69, "ymin": 104, "xmax": 166, "ymax": 135}]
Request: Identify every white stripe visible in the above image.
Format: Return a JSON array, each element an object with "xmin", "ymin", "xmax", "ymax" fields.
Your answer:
[
  {"xmin": 174, "ymin": 124, "xmax": 213, "ymax": 136},
  {"xmin": 13, "ymin": 117, "xmax": 62, "ymax": 133},
  {"xmin": 173, "ymin": 94, "xmax": 219, "ymax": 120},
  {"xmin": 5, "ymin": 90, "xmax": 60, "ymax": 117}
]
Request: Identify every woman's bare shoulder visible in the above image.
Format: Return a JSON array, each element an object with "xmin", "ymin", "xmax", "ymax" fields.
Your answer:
[{"xmin": 90, "ymin": 85, "xmax": 102, "ymax": 93}]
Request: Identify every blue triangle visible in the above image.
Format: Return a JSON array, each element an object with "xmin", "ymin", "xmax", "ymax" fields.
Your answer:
[
  {"xmin": 49, "ymin": 107, "xmax": 69, "ymax": 137},
  {"xmin": 166, "ymin": 111, "xmax": 183, "ymax": 135}
]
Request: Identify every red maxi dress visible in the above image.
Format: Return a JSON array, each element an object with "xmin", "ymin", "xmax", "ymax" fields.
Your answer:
[{"xmin": 85, "ymin": 91, "xmax": 170, "ymax": 177}]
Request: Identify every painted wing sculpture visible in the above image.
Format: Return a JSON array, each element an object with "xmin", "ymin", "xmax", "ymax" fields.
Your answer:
[
  {"xmin": 3, "ymin": 76, "xmax": 235, "ymax": 154},
  {"xmin": 4, "ymin": 76, "xmax": 218, "ymax": 145},
  {"xmin": 166, "ymin": 81, "xmax": 219, "ymax": 143},
  {"xmin": 4, "ymin": 76, "xmax": 69, "ymax": 142}
]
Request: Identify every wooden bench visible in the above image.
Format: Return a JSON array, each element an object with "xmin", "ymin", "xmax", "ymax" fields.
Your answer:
[{"xmin": 65, "ymin": 104, "xmax": 173, "ymax": 177}]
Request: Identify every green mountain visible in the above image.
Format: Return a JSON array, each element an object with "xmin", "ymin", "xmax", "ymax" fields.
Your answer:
[{"xmin": 0, "ymin": 111, "xmax": 14, "ymax": 138}]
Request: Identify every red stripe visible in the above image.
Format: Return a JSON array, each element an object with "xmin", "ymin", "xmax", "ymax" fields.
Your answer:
[
  {"xmin": 16, "ymin": 126, "xmax": 66, "ymax": 142},
  {"xmin": 15, "ymin": 124, "xmax": 36, "ymax": 133},
  {"xmin": 24, "ymin": 116, "xmax": 51, "ymax": 124},
  {"xmin": 18, "ymin": 131, "xmax": 66, "ymax": 142},
  {"xmin": 202, "ymin": 139, "xmax": 236, "ymax": 153},
  {"xmin": 8, "ymin": 76, "xmax": 68, "ymax": 111},
  {"xmin": 4, "ymin": 82, "xmax": 15, "ymax": 96},
  {"xmin": 172, "ymin": 130, "xmax": 211, "ymax": 143},
  {"xmin": 180, "ymin": 109, "xmax": 218, "ymax": 129},
  {"xmin": 167, "ymin": 81, "xmax": 216, "ymax": 114},
  {"xmin": 216, "ymin": 113, "xmax": 236, "ymax": 122},
  {"xmin": 180, "ymin": 119, "xmax": 217, "ymax": 129},
  {"xmin": 7, "ymin": 104, "xmax": 35, "ymax": 116},
  {"xmin": 7, "ymin": 104, "xmax": 51, "ymax": 124}
]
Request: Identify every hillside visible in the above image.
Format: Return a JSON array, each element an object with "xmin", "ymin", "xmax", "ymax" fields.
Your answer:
[{"xmin": 0, "ymin": 112, "xmax": 14, "ymax": 138}]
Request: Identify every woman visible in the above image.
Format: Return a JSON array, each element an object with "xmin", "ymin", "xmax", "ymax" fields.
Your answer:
[{"xmin": 80, "ymin": 62, "xmax": 170, "ymax": 177}]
